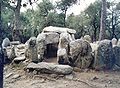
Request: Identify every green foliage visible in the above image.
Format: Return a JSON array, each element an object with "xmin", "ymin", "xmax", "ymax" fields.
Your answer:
[
  {"xmin": 1, "ymin": 0, "xmax": 120, "ymax": 43},
  {"xmin": 1, "ymin": 7, "xmax": 14, "ymax": 40}
]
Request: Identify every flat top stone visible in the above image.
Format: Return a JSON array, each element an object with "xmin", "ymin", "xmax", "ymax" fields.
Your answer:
[
  {"xmin": 42, "ymin": 26, "xmax": 76, "ymax": 34},
  {"xmin": 26, "ymin": 62, "xmax": 73, "ymax": 75},
  {"xmin": 11, "ymin": 41, "xmax": 20, "ymax": 45}
]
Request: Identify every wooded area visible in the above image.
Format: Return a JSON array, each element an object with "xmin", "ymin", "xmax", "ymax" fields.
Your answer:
[{"xmin": 1, "ymin": 0, "xmax": 120, "ymax": 43}]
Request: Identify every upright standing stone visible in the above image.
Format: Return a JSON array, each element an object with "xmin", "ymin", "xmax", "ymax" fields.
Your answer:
[
  {"xmin": 25, "ymin": 37, "xmax": 38, "ymax": 63},
  {"xmin": 112, "ymin": 38, "xmax": 117, "ymax": 47},
  {"xmin": 113, "ymin": 45, "xmax": 120, "ymax": 67},
  {"xmin": 83, "ymin": 35, "xmax": 92, "ymax": 43},
  {"xmin": 2, "ymin": 37, "xmax": 10, "ymax": 48},
  {"xmin": 57, "ymin": 33, "xmax": 70, "ymax": 64},
  {"xmin": 37, "ymin": 33, "xmax": 46, "ymax": 62},
  {"xmin": 8, "ymin": 46, "xmax": 16, "ymax": 61},
  {"xmin": 93, "ymin": 39, "xmax": 115, "ymax": 70},
  {"xmin": 69, "ymin": 39, "xmax": 93, "ymax": 69}
]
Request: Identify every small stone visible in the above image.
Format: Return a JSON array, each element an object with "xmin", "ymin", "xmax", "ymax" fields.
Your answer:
[
  {"xmin": 65, "ymin": 74, "xmax": 74, "ymax": 80},
  {"xmin": 5, "ymin": 73, "xmax": 13, "ymax": 78},
  {"xmin": 12, "ymin": 74, "xmax": 20, "ymax": 79},
  {"xmin": 108, "ymin": 81, "xmax": 111, "ymax": 84},
  {"xmin": 50, "ymin": 74, "xmax": 58, "ymax": 78},
  {"xmin": 14, "ymin": 56, "xmax": 26, "ymax": 62},
  {"xmin": 33, "ymin": 70, "xmax": 37, "ymax": 75}
]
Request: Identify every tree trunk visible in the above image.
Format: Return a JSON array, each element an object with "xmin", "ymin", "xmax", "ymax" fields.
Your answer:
[
  {"xmin": 63, "ymin": 9, "xmax": 67, "ymax": 27},
  {"xmin": 12, "ymin": 0, "xmax": 22, "ymax": 42},
  {"xmin": 99, "ymin": 0, "xmax": 107, "ymax": 41}
]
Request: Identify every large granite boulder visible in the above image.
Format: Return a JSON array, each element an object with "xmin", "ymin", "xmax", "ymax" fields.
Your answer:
[
  {"xmin": 93, "ymin": 39, "xmax": 115, "ymax": 70},
  {"xmin": 25, "ymin": 37, "xmax": 38, "ymax": 63},
  {"xmin": 37, "ymin": 33, "xmax": 59, "ymax": 45},
  {"xmin": 74, "ymin": 53, "xmax": 93, "ymax": 69},
  {"xmin": 26, "ymin": 62, "xmax": 73, "ymax": 75},
  {"xmin": 2, "ymin": 38, "xmax": 10, "ymax": 48},
  {"xmin": 69, "ymin": 39, "xmax": 93, "ymax": 68},
  {"xmin": 69, "ymin": 39, "xmax": 92, "ymax": 57}
]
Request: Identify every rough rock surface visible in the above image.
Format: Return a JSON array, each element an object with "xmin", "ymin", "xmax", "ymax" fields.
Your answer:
[
  {"xmin": 8, "ymin": 46, "xmax": 16, "ymax": 61},
  {"xmin": 2, "ymin": 37, "xmax": 10, "ymax": 48},
  {"xmin": 25, "ymin": 37, "xmax": 38, "ymax": 63},
  {"xmin": 112, "ymin": 38, "xmax": 117, "ymax": 47},
  {"xmin": 16, "ymin": 44, "xmax": 25, "ymax": 49},
  {"xmin": 69, "ymin": 39, "xmax": 93, "ymax": 68},
  {"xmin": 36, "ymin": 33, "xmax": 46, "ymax": 62},
  {"xmin": 113, "ymin": 46, "xmax": 120, "ymax": 67},
  {"xmin": 69, "ymin": 39, "xmax": 92, "ymax": 57},
  {"xmin": 14, "ymin": 56, "xmax": 26, "ymax": 62},
  {"xmin": 26, "ymin": 62, "xmax": 73, "ymax": 75},
  {"xmin": 83, "ymin": 35, "xmax": 92, "ymax": 43},
  {"xmin": 117, "ymin": 39, "xmax": 120, "ymax": 46},
  {"xmin": 57, "ymin": 33, "xmax": 70, "ymax": 64},
  {"xmin": 93, "ymin": 39, "xmax": 115, "ymax": 70},
  {"xmin": 57, "ymin": 48, "xmax": 69, "ymax": 64},
  {"xmin": 10, "ymin": 41, "xmax": 20, "ymax": 45},
  {"xmin": 42, "ymin": 26, "xmax": 76, "ymax": 34}
]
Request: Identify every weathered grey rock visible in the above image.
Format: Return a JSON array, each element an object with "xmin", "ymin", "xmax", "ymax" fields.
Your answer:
[
  {"xmin": 112, "ymin": 38, "xmax": 117, "ymax": 46},
  {"xmin": 36, "ymin": 33, "xmax": 46, "ymax": 62},
  {"xmin": 42, "ymin": 26, "xmax": 76, "ymax": 34},
  {"xmin": 74, "ymin": 53, "xmax": 93, "ymax": 69},
  {"xmin": 2, "ymin": 48, "xmax": 8, "ymax": 63},
  {"xmin": 5, "ymin": 73, "xmax": 13, "ymax": 78},
  {"xmin": 69, "ymin": 39, "xmax": 92, "ymax": 57},
  {"xmin": 10, "ymin": 41, "xmax": 20, "ymax": 45},
  {"xmin": 26, "ymin": 62, "xmax": 73, "ymax": 75},
  {"xmin": 113, "ymin": 46, "xmax": 120, "ymax": 67},
  {"xmin": 25, "ymin": 37, "xmax": 38, "ymax": 63},
  {"xmin": 12, "ymin": 74, "xmax": 20, "ymax": 79},
  {"xmin": 93, "ymin": 39, "xmax": 114, "ymax": 70},
  {"xmin": 17, "ymin": 44, "xmax": 25, "ymax": 49},
  {"xmin": 90, "ymin": 43, "xmax": 98, "ymax": 52},
  {"xmin": 8, "ymin": 46, "xmax": 16, "ymax": 60},
  {"xmin": 57, "ymin": 48, "xmax": 69, "ymax": 64},
  {"xmin": 65, "ymin": 74, "xmax": 74, "ymax": 80},
  {"xmin": 2, "ymin": 37, "xmax": 10, "ymax": 48},
  {"xmin": 57, "ymin": 33, "xmax": 70, "ymax": 64},
  {"xmin": 58, "ymin": 33, "xmax": 69, "ymax": 53},
  {"xmin": 14, "ymin": 56, "xmax": 26, "ymax": 62},
  {"xmin": 45, "ymin": 33, "xmax": 59, "ymax": 44},
  {"xmin": 69, "ymin": 39, "xmax": 93, "ymax": 68},
  {"xmin": 83, "ymin": 35, "xmax": 92, "ymax": 43},
  {"xmin": 117, "ymin": 39, "xmax": 120, "ymax": 46}
]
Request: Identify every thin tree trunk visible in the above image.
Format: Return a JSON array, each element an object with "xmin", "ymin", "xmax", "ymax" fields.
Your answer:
[
  {"xmin": 12, "ymin": 0, "xmax": 22, "ymax": 41},
  {"xmin": 63, "ymin": 9, "xmax": 67, "ymax": 27},
  {"xmin": 99, "ymin": 0, "xmax": 107, "ymax": 41}
]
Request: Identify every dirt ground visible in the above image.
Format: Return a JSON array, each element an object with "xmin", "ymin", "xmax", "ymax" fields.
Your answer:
[{"xmin": 4, "ymin": 61, "xmax": 120, "ymax": 88}]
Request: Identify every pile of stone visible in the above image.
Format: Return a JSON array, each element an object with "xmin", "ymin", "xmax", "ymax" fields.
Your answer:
[
  {"xmin": 2, "ymin": 38, "xmax": 26, "ymax": 63},
  {"xmin": 2, "ymin": 26, "xmax": 120, "ymax": 74}
]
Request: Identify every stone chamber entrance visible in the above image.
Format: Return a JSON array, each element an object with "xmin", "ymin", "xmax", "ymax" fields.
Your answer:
[{"xmin": 43, "ymin": 43, "xmax": 58, "ymax": 63}]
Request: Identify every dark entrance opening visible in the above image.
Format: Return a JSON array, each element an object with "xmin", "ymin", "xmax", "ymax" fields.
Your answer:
[{"xmin": 44, "ymin": 43, "xmax": 58, "ymax": 58}]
